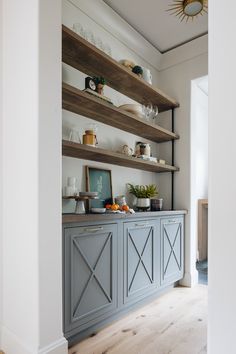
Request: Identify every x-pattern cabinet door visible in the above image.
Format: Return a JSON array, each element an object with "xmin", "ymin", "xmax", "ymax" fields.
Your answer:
[
  {"xmin": 123, "ymin": 220, "xmax": 159, "ymax": 304},
  {"xmin": 161, "ymin": 217, "xmax": 184, "ymax": 285},
  {"xmin": 64, "ymin": 223, "xmax": 117, "ymax": 335}
]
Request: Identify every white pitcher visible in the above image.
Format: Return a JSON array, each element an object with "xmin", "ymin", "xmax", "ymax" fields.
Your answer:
[{"xmin": 142, "ymin": 67, "xmax": 152, "ymax": 85}]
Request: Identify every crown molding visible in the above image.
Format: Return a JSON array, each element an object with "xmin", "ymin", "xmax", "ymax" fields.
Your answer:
[
  {"xmin": 64, "ymin": 0, "xmax": 208, "ymax": 73},
  {"xmin": 160, "ymin": 34, "xmax": 208, "ymax": 71}
]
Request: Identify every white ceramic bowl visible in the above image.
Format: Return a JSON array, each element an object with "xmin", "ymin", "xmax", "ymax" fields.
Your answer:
[
  {"xmin": 119, "ymin": 104, "xmax": 144, "ymax": 119},
  {"xmin": 91, "ymin": 208, "xmax": 106, "ymax": 214}
]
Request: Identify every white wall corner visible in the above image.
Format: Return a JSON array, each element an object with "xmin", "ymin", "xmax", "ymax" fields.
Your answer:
[
  {"xmin": 65, "ymin": 0, "xmax": 162, "ymax": 71},
  {"xmin": 160, "ymin": 34, "xmax": 208, "ymax": 71}
]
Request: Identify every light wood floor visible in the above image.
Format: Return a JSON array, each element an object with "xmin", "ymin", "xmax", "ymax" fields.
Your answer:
[{"xmin": 69, "ymin": 285, "xmax": 207, "ymax": 354}]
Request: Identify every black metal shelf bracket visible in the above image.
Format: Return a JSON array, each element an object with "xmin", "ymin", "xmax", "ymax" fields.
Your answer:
[{"xmin": 171, "ymin": 108, "xmax": 175, "ymax": 210}]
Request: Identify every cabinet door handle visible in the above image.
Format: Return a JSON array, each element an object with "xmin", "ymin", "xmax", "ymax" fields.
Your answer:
[
  {"xmin": 135, "ymin": 223, "xmax": 149, "ymax": 227},
  {"xmin": 168, "ymin": 219, "xmax": 176, "ymax": 223},
  {"xmin": 84, "ymin": 227, "xmax": 104, "ymax": 233}
]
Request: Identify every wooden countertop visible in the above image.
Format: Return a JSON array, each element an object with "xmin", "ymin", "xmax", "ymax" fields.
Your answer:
[{"xmin": 62, "ymin": 210, "xmax": 187, "ymax": 224}]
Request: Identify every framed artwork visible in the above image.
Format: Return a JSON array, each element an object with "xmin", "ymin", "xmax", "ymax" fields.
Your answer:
[{"xmin": 86, "ymin": 166, "xmax": 113, "ymax": 208}]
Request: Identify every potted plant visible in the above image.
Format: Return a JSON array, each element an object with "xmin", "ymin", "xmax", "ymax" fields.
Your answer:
[
  {"xmin": 128, "ymin": 183, "xmax": 158, "ymax": 210},
  {"xmin": 93, "ymin": 76, "xmax": 106, "ymax": 95}
]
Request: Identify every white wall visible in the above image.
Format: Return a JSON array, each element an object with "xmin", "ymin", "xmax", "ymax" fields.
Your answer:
[
  {"xmin": 1, "ymin": 0, "xmax": 67, "ymax": 353},
  {"xmin": 158, "ymin": 40, "xmax": 208, "ymax": 285},
  {"xmin": 208, "ymin": 0, "xmax": 236, "ymax": 352},
  {"xmin": 191, "ymin": 78, "xmax": 208, "ymax": 263},
  {"xmin": 62, "ymin": 0, "xmax": 164, "ymax": 213}
]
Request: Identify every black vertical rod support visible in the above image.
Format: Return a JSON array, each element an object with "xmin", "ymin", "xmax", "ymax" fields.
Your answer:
[{"xmin": 171, "ymin": 108, "xmax": 175, "ymax": 210}]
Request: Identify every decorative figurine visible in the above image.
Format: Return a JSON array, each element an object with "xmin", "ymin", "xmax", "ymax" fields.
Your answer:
[{"xmin": 132, "ymin": 65, "xmax": 143, "ymax": 77}]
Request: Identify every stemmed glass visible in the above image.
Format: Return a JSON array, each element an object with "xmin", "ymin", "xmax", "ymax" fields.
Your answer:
[
  {"xmin": 151, "ymin": 106, "xmax": 159, "ymax": 123},
  {"xmin": 142, "ymin": 104, "xmax": 159, "ymax": 123}
]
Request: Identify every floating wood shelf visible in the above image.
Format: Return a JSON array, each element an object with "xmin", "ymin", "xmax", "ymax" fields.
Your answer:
[
  {"xmin": 62, "ymin": 25, "xmax": 179, "ymax": 113},
  {"xmin": 62, "ymin": 83, "xmax": 179, "ymax": 143},
  {"xmin": 62, "ymin": 140, "xmax": 179, "ymax": 173}
]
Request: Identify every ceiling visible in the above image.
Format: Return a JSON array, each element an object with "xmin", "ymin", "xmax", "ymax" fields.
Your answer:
[{"xmin": 103, "ymin": 0, "xmax": 208, "ymax": 53}]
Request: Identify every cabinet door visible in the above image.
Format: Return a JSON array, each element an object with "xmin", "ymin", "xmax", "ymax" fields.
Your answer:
[
  {"xmin": 161, "ymin": 217, "xmax": 184, "ymax": 285},
  {"xmin": 64, "ymin": 223, "xmax": 117, "ymax": 336},
  {"xmin": 123, "ymin": 220, "xmax": 158, "ymax": 304}
]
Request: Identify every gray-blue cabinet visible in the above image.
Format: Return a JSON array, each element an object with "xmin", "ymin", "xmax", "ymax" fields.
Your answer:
[
  {"xmin": 123, "ymin": 220, "xmax": 159, "ymax": 304},
  {"xmin": 64, "ymin": 223, "xmax": 118, "ymax": 337},
  {"xmin": 63, "ymin": 212, "xmax": 185, "ymax": 345},
  {"xmin": 161, "ymin": 217, "xmax": 184, "ymax": 285}
]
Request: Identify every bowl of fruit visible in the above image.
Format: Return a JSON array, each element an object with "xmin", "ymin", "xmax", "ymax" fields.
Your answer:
[{"xmin": 105, "ymin": 203, "xmax": 134, "ymax": 214}]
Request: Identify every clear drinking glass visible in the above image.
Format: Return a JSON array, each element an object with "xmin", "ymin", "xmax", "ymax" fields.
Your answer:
[
  {"xmin": 104, "ymin": 43, "xmax": 112, "ymax": 56},
  {"xmin": 94, "ymin": 37, "xmax": 103, "ymax": 50},
  {"xmin": 69, "ymin": 129, "xmax": 81, "ymax": 143},
  {"xmin": 84, "ymin": 29, "xmax": 96, "ymax": 45},
  {"xmin": 72, "ymin": 23, "xmax": 85, "ymax": 38}
]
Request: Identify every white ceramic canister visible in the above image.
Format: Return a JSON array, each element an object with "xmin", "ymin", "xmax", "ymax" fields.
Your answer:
[
  {"xmin": 142, "ymin": 67, "xmax": 152, "ymax": 84},
  {"xmin": 143, "ymin": 144, "xmax": 151, "ymax": 157}
]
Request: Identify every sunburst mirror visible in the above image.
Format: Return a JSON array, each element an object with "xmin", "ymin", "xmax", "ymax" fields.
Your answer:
[{"xmin": 167, "ymin": 0, "xmax": 208, "ymax": 22}]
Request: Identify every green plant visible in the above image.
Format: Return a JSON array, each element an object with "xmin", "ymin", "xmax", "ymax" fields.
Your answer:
[
  {"xmin": 93, "ymin": 76, "xmax": 106, "ymax": 85},
  {"xmin": 128, "ymin": 184, "xmax": 158, "ymax": 198}
]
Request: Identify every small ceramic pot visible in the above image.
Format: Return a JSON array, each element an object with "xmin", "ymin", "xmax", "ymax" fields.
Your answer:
[
  {"xmin": 96, "ymin": 83, "xmax": 104, "ymax": 95},
  {"xmin": 136, "ymin": 198, "xmax": 150, "ymax": 209},
  {"xmin": 151, "ymin": 198, "xmax": 163, "ymax": 211}
]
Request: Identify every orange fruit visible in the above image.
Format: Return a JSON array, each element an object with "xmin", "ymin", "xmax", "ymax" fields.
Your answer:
[
  {"xmin": 122, "ymin": 205, "xmax": 130, "ymax": 212},
  {"xmin": 105, "ymin": 204, "xmax": 112, "ymax": 209},
  {"xmin": 111, "ymin": 204, "xmax": 119, "ymax": 211}
]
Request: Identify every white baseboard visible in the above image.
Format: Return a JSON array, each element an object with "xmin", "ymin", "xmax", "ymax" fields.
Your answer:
[
  {"xmin": 1, "ymin": 326, "xmax": 68, "ymax": 354},
  {"xmin": 2, "ymin": 326, "xmax": 32, "ymax": 354},
  {"xmin": 38, "ymin": 338, "xmax": 68, "ymax": 354},
  {"xmin": 180, "ymin": 270, "xmax": 199, "ymax": 287}
]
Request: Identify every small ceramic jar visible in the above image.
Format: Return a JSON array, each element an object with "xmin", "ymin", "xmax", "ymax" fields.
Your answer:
[{"xmin": 83, "ymin": 130, "xmax": 97, "ymax": 146}]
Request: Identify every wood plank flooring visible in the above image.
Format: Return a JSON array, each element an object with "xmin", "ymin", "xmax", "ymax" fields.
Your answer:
[{"xmin": 69, "ymin": 285, "xmax": 207, "ymax": 354}]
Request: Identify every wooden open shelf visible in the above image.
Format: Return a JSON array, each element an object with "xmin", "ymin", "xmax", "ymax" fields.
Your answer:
[
  {"xmin": 62, "ymin": 83, "xmax": 179, "ymax": 143},
  {"xmin": 62, "ymin": 140, "xmax": 179, "ymax": 173},
  {"xmin": 62, "ymin": 25, "xmax": 179, "ymax": 113}
]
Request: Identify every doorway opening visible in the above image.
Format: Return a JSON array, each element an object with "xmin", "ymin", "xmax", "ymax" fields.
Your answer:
[{"xmin": 191, "ymin": 76, "xmax": 208, "ymax": 285}]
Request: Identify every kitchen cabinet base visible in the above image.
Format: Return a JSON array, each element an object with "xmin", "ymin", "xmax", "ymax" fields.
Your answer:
[{"xmin": 63, "ymin": 212, "xmax": 185, "ymax": 346}]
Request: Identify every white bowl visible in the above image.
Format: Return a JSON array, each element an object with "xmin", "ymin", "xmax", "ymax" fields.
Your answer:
[
  {"xmin": 91, "ymin": 208, "xmax": 106, "ymax": 214},
  {"xmin": 119, "ymin": 104, "xmax": 144, "ymax": 119}
]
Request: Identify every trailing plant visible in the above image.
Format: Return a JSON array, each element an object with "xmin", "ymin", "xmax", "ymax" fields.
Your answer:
[{"xmin": 128, "ymin": 183, "xmax": 158, "ymax": 198}]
